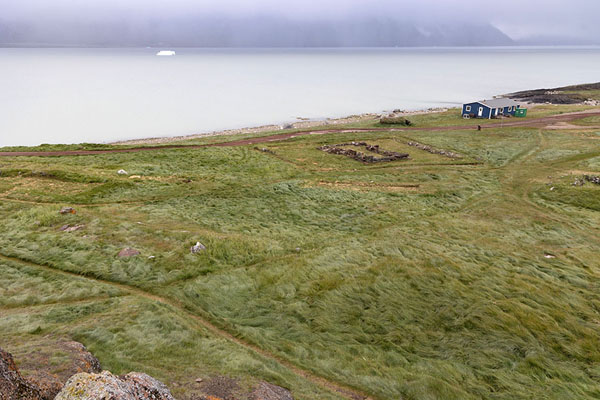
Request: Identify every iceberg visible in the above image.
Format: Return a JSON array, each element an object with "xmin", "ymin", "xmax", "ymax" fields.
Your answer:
[{"xmin": 156, "ymin": 50, "xmax": 176, "ymax": 56}]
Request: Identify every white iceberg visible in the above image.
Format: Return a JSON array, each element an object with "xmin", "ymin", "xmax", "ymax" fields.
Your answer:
[{"xmin": 156, "ymin": 50, "xmax": 176, "ymax": 56}]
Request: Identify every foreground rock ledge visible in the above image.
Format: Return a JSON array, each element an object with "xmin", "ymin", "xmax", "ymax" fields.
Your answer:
[
  {"xmin": 0, "ymin": 348, "xmax": 43, "ymax": 400},
  {"xmin": 55, "ymin": 370, "xmax": 175, "ymax": 400}
]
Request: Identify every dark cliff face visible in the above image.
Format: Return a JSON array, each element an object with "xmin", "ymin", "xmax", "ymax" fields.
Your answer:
[
  {"xmin": 0, "ymin": 348, "xmax": 44, "ymax": 400},
  {"xmin": 0, "ymin": 16, "xmax": 513, "ymax": 47}
]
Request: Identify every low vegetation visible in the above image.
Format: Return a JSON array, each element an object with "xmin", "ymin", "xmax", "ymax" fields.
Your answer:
[{"xmin": 1, "ymin": 106, "xmax": 600, "ymax": 399}]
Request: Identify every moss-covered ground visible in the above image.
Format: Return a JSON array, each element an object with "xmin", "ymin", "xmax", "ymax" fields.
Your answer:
[{"xmin": 1, "ymin": 106, "xmax": 600, "ymax": 399}]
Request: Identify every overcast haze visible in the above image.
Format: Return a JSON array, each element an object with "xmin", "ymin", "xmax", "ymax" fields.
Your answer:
[{"xmin": 1, "ymin": 0, "xmax": 599, "ymax": 46}]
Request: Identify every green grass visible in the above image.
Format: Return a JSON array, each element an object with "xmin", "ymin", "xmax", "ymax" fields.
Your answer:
[{"xmin": 1, "ymin": 105, "xmax": 600, "ymax": 400}]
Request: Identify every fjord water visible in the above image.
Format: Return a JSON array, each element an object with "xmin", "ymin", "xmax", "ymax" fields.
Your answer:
[{"xmin": 1, "ymin": 47, "xmax": 599, "ymax": 147}]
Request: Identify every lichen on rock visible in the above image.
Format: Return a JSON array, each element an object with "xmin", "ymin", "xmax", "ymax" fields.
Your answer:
[{"xmin": 55, "ymin": 370, "xmax": 175, "ymax": 400}]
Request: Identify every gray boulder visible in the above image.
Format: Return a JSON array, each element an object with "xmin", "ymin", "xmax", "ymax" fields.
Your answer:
[{"xmin": 55, "ymin": 370, "xmax": 175, "ymax": 400}]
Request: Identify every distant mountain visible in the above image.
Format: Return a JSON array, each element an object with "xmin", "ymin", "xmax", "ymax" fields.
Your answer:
[
  {"xmin": 515, "ymin": 35, "xmax": 600, "ymax": 46},
  {"xmin": 0, "ymin": 16, "xmax": 515, "ymax": 47}
]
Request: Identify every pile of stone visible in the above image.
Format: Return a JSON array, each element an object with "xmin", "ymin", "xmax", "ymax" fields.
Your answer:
[
  {"xmin": 407, "ymin": 141, "xmax": 462, "ymax": 158},
  {"xmin": 584, "ymin": 175, "xmax": 600, "ymax": 185},
  {"xmin": 318, "ymin": 142, "xmax": 409, "ymax": 163},
  {"xmin": 572, "ymin": 175, "xmax": 600, "ymax": 186}
]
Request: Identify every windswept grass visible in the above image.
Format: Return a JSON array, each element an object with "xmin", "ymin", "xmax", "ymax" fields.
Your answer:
[{"xmin": 1, "ymin": 105, "xmax": 600, "ymax": 399}]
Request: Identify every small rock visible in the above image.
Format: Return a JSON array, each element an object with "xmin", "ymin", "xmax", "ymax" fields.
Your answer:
[
  {"xmin": 118, "ymin": 248, "xmax": 140, "ymax": 257},
  {"xmin": 544, "ymin": 254, "xmax": 556, "ymax": 259},
  {"xmin": 117, "ymin": 169, "xmax": 128, "ymax": 175},
  {"xmin": 59, "ymin": 207, "xmax": 76, "ymax": 215},
  {"xmin": 550, "ymin": 187, "xmax": 555, "ymax": 191},
  {"xmin": 191, "ymin": 242, "xmax": 206, "ymax": 253},
  {"xmin": 129, "ymin": 175, "xmax": 142, "ymax": 179},
  {"xmin": 295, "ymin": 247, "xmax": 301, "ymax": 252},
  {"xmin": 59, "ymin": 224, "xmax": 84, "ymax": 233},
  {"xmin": 148, "ymin": 256, "xmax": 155, "ymax": 260},
  {"xmin": 195, "ymin": 378, "xmax": 203, "ymax": 383}
]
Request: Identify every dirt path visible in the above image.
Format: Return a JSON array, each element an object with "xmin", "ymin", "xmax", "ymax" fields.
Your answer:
[
  {"xmin": 0, "ymin": 253, "xmax": 373, "ymax": 400},
  {"xmin": 2, "ymin": 111, "xmax": 599, "ymax": 158}
]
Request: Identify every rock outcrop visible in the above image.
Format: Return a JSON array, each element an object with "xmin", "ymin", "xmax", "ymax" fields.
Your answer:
[
  {"xmin": 0, "ymin": 347, "xmax": 44, "ymax": 400},
  {"xmin": 55, "ymin": 370, "xmax": 175, "ymax": 400},
  {"xmin": 2, "ymin": 341, "xmax": 102, "ymax": 400},
  {"xmin": 250, "ymin": 382, "xmax": 294, "ymax": 400}
]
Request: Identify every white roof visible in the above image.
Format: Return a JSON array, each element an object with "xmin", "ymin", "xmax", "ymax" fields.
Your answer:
[{"xmin": 478, "ymin": 98, "xmax": 518, "ymax": 108}]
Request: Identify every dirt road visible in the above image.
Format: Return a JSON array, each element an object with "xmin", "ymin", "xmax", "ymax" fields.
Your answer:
[{"xmin": 2, "ymin": 110, "xmax": 599, "ymax": 158}]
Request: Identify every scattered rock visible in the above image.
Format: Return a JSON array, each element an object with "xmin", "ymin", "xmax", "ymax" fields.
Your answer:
[
  {"xmin": 129, "ymin": 175, "xmax": 142, "ymax": 179},
  {"xmin": 572, "ymin": 177, "xmax": 585, "ymax": 186},
  {"xmin": 55, "ymin": 370, "xmax": 175, "ymax": 400},
  {"xmin": 59, "ymin": 207, "xmax": 76, "ymax": 215},
  {"xmin": 195, "ymin": 378, "xmax": 203, "ymax": 383},
  {"xmin": 584, "ymin": 175, "xmax": 600, "ymax": 185},
  {"xmin": 118, "ymin": 248, "xmax": 141, "ymax": 257},
  {"xmin": 544, "ymin": 254, "xmax": 556, "ymax": 259},
  {"xmin": 148, "ymin": 256, "xmax": 156, "ymax": 259},
  {"xmin": 191, "ymin": 242, "xmax": 207, "ymax": 253},
  {"xmin": 59, "ymin": 224, "xmax": 85, "ymax": 233},
  {"xmin": 0, "ymin": 347, "xmax": 44, "ymax": 400},
  {"xmin": 117, "ymin": 169, "xmax": 128, "ymax": 175},
  {"xmin": 250, "ymin": 382, "xmax": 294, "ymax": 400}
]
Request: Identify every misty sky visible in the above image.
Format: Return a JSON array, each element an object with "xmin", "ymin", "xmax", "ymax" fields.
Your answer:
[{"xmin": 2, "ymin": 0, "xmax": 599, "ymax": 42}]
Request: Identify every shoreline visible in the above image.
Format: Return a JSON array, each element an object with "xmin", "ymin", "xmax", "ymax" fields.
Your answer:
[{"xmin": 110, "ymin": 107, "xmax": 449, "ymax": 146}]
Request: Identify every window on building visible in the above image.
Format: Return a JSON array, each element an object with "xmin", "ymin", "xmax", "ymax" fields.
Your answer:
[{"xmin": 465, "ymin": 105, "xmax": 471, "ymax": 112}]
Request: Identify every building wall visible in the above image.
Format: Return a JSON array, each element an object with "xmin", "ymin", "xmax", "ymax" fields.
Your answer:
[{"xmin": 462, "ymin": 102, "xmax": 491, "ymax": 119}]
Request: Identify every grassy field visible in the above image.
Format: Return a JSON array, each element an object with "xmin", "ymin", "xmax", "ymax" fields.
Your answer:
[{"xmin": 1, "ymin": 106, "xmax": 600, "ymax": 399}]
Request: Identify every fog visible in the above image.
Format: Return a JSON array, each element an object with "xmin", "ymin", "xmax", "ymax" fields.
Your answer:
[{"xmin": 1, "ymin": 0, "xmax": 599, "ymax": 46}]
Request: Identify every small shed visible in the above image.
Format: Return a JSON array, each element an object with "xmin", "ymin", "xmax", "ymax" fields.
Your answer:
[
  {"xmin": 462, "ymin": 99, "xmax": 520, "ymax": 119},
  {"xmin": 515, "ymin": 108, "xmax": 528, "ymax": 117}
]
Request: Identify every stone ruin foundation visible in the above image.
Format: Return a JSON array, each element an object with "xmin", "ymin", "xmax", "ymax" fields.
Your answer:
[{"xmin": 318, "ymin": 142, "xmax": 409, "ymax": 163}]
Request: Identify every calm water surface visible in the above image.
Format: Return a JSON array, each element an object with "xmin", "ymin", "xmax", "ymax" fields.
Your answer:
[{"xmin": 1, "ymin": 47, "xmax": 599, "ymax": 146}]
